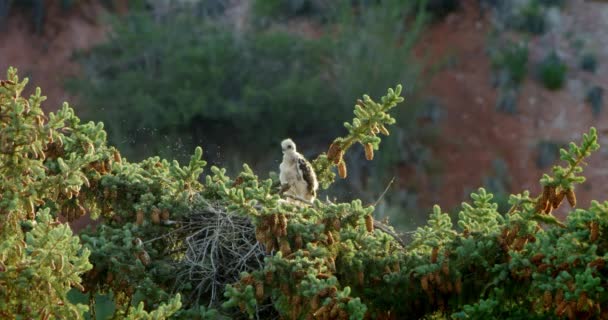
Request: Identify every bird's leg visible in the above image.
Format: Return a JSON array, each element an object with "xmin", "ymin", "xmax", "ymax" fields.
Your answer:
[{"xmin": 279, "ymin": 184, "xmax": 290, "ymax": 195}]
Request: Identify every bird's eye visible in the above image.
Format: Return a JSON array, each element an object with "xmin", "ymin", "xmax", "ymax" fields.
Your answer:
[{"xmin": 288, "ymin": 145, "xmax": 292, "ymax": 149}]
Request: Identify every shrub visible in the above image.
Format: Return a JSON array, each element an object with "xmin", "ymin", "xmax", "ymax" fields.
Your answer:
[
  {"xmin": 0, "ymin": 68, "xmax": 91, "ymax": 319},
  {"xmin": 0, "ymin": 67, "xmax": 182, "ymax": 319},
  {"xmin": 327, "ymin": 0, "xmax": 425, "ymax": 122},
  {"xmin": 3, "ymin": 67, "xmax": 409, "ymax": 318},
  {"xmin": 68, "ymin": 1, "xmax": 425, "ymax": 168},
  {"xmin": 491, "ymin": 41, "xmax": 529, "ymax": 86},
  {"xmin": 482, "ymin": 158, "xmax": 512, "ymax": 213},
  {"xmin": 5, "ymin": 66, "xmax": 608, "ymax": 319},
  {"xmin": 513, "ymin": 0, "xmax": 546, "ymax": 35},
  {"xmin": 580, "ymin": 52, "xmax": 598, "ymax": 73},
  {"xmin": 68, "ymin": 13, "xmax": 335, "ymax": 159},
  {"xmin": 489, "ymin": 40, "xmax": 527, "ymax": 114},
  {"xmin": 586, "ymin": 85, "xmax": 603, "ymax": 117},
  {"xmin": 538, "ymin": 51, "xmax": 567, "ymax": 90}
]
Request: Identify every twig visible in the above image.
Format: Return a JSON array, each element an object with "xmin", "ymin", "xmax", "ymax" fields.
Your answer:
[
  {"xmin": 124, "ymin": 295, "xmax": 133, "ymax": 319},
  {"xmin": 373, "ymin": 219, "xmax": 406, "ymax": 248},
  {"xmin": 172, "ymin": 202, "xmax": 267, "ymax": 310},
  {"xmin": 281, "ymin": 193, "xmax": 313, "ymax": 205},
  {"xmin": 372, "ymin": 177, "xmax": 395, "ymax": 207},
  {"xmin": 142, "ymin": 224, "xmax": 187, "ymax": 245},
  {"xmin": 360, "ymin": 177, "xmax": 405, "ymax": 247},
  {"xmin": 89, "ymin": 292, "xmax": 95, "ymax": 320}
]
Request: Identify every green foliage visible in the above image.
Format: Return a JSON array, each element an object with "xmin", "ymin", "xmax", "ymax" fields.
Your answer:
[
  {"xmin": 489, "ymin": 41, "xmax": 527, "ymax": 114},
  {"xmin": 491, "ymin": 41, "xmax": 529, "ymax": 86},
  {"xmin": 0, "ymin": 210, "xmax": 91, "ymax": 318},
  {"xmin": 68, "ymin": 1, "xmax": 424, "ymax": 168},
  {"xmin": 328, "ymin": 0, "xmax": 424, "ymax": 113},
  {"xmin": 172, "ymin": 305, "xmax": 227, "ymax": 320},
  {"xmin": 458, "ymin": 188, "xmax": 504, "ymax": 235},
  {"xmin": 482, "ymin": 159, "xmax": 512, "ymax": 213},
  {"xmin": 313, "ymin": 85, "xmax": 404, "ymax": 189},
  {"xmin": 540, "ymin": 127, "xmax": 598, "ymax": 188},
  {"xmin": 410, "ymin": 205, "xmax": 457, "ymax": 251},
  {"xmin": 6, "ymin": 66, "xmax": 608, "ymax": 319},
  {"xmin": 252, "ymin": 0, "xmax": 285, "ymax": 18},
  {"xmin": 184, "ymin": 124, "xmax": 607, "ymax": 319},
  {"xmin": 68, "ymin": 1, "xmax": 430, "ymax": 238},
  {"xmin": 0, "ymin": 67, "xmax": 184, "ymax": 319},
  {"xmin": 321, "ymin": 0, "xmax": 427, "ymax": 192},
  {"xmin": 125, "ymin": 294, "xmax": 182, "ymax": 320},
  {"xmin": 0, "ymin": 68, "xmax": 94, "ymax": 319},
  {"xmin": 4, "ymin": 67, "xmax": 412, "ymax": 318},
  {"xmin": 68, "ymin": 15, "xmax": 333, "ymax": 158},
  {"xmin": 67, "ymin": 290, "xmax": 116, "ymax": 319},
  {"xmin": 513, "ymin": 0, "xmax": 546, "ymax": 35},
  {"xmin": 538, "ymin": 51, "xmax": 567, "ymax": 90}
]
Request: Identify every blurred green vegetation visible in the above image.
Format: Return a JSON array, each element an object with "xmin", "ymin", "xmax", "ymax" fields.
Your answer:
[
  {"xmin": 513, "ymin": 0, "xmax": 546, "ymax": 35},
  {"xmin": 580, "ymin": 52, "xmax": 598, "ymax": 73},
  {"xmin": 70, "ymin": 17, "xmax": 334, "ymax": 159},
  {"xmin": 0, "ymin": 0, "xmax": 115, "ymax": 33},
  {"xmin": 0, "ymin": 0, "xmax": 47, "ymax": 33},
  {"xmin": 489, "ymin": 39, "xmax": 528, "ymax": 114},
  {"xmin": 538, "ymin": 51, "xmax": 567, "ymax": 90},
  {"xmin": 67, "ymin": 290, "xmax": 116, "ymax": 320},
  {"xmin": 251, "ymin": 0, "xmax": 459, "ymax": 23},
  {"xmin": 66, "ymin": 0, "xmax": 436, "ymax": 232},
  {"xmin": 68, "ymin": 0, "xmax": 427, "ymax": 168},
  {"xmin": 491, "ymin": 41, "xmax": 529, "ymax": 86},
  {"xmin": 482, "ymin": 158, "xmax": 511, "ymax": 213}
]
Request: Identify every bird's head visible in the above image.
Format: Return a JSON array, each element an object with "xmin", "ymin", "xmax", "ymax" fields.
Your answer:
[{"xmin": 281, "ymin": 138, "xmax": 296, "ymax": 154}]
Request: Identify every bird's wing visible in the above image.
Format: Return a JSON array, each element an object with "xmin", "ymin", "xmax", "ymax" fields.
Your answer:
[{"xmin": 297, "ymin": 158, "xmax": 316, "ymax": 196}]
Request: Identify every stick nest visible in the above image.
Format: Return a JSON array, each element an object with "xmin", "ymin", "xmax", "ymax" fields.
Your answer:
[{"xmin": 174, "ymin": 200, "xmax": 266, "ymax": 308}]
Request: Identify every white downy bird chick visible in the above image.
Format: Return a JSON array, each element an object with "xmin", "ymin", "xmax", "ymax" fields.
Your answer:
[{"xmin": 279, "ymin": 139, "xmax": 318, "ymax": 203}]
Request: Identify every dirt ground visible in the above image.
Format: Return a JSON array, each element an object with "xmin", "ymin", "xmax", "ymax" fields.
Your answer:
[
  {"xmin": 1, "ymin": 0, "xmax": 607, "ymax": 226},
  {"xmin": 416, "ymin": 0, "xmax": 608, "ymax": 217},
  {"xmin": 0, "ymin": 0, "xmax": 122, "ymax": 111}
]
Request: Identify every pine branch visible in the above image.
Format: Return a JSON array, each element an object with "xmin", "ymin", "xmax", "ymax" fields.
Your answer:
[{"xmin": 312, "ymin": 85, "xmax": 404, "ymax": 189}]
